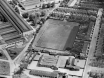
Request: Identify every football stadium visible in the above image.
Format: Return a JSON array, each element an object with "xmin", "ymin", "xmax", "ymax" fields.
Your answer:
[{"xmin": 34, "ymin": 19, "xmax": 79, "ymax": 50}]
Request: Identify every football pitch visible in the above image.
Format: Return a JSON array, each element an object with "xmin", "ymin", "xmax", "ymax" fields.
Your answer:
[{"xmin": 34, "ymin": 19, "xmax": 79, "ymax": 50}]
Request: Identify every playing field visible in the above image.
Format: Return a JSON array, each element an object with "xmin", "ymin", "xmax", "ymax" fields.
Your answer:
[{"xmin": 34, "ymin": 19, "xmax": 79, "ymax": 50}]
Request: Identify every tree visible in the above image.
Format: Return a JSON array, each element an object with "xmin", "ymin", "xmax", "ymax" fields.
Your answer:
[
  {"xmin": 71, "ymin": 48, "xmax": 80, "ymax": 55},
  {"xmin": 40, "ymin": 11, "xmax": 46, "ymax": 17},
  {"xmin": 35, "ymin": 13, "xmax": 40, "ymax": 18},
  {"xmin": 12, "ymin": 0, "xmax": 18, "ymax": 5},
  {"xmin": 14, "ymin": 67, "xmax": 23, "ymax": 75},
  {"xmin": 31, "ymin": 19, "xmax": 36, "ymax": 26},
  {"xmin": 18, "ymin": 3, "xmax": 25, "ymax": 10},
  {"xmin": 15, "ymin": 6, "xmax": 20, "ymax": 14},
  {"xmin": 29, "ymin": 14, "xmax": 36, "ymax": 21},
  {"xmin": 0, "ymin": 13, "xmax": 7, "ymax": 22},
  {"xmin": 65, "ymin": 47, "xmax": 72, "ymax": 51},
  {"xmin": 0, "ymin": 53, "xmax": 3, "ymax": 56},
  {"xmin": 40, "ymin": 17, "xmax": 45, "ymax": 24},
  {"xmin": 42, "ymin": 4, "xmax": 46, "ymax": 9},
  {"xmin": 51, "ymin": 2, "xmax": 55, "ymax": 7},
  {"xmin": 47, "ymin": 3, "xmax": 50, "ymax": 8},
  {"xmin": 22, "ymin": 12, "xmax": 29, "ymax": 18}
]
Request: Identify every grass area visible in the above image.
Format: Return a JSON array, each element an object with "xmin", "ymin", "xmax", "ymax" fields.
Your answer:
[
  {"xmin": 0, "ymin": 50, "xmax": 8, "ymax": 60},
  {"xmin": 35, "ymin": 19, "xmax": 79, "ymax": 51},
  {"xmin": 6, "ymin": 46, "xmax": 25, "ymax": 60},
  {"xmin": 0, "ymin": 61, "xmax": 10, "ymax": 75},
  {"xmin": 64, "ymin": 26, "xmax": 79, "ymax": 50}
]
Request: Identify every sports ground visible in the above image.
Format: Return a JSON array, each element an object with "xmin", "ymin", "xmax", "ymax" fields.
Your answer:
[{"xmin": 35, "ymin": 19, "xmax": 79, "ymax": 50}]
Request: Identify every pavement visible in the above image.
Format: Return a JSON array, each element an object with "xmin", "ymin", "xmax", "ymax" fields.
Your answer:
[
  {"xmin": 13, "ymin": 37, "xmax": 34, "ymax": 63},
  {"xmin": 82, "ymin": 8, "xmax": 103, "ymax": 78}
]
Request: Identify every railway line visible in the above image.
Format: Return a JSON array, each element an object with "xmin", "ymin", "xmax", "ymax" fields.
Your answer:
[
  {"xmin": 0, "ymin": 22, "xmax": 22, "ymax": 43},
  {"xmin": 0, "ymin": 0, "xmax": 32, "ymax": 33},
  {"xmin": 0, "ymin": 0, "xmax": 34, "ymax": 77},
  {"xmin": 0, "ymin": 0, "xmax": 33, "ymax": 44}
]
